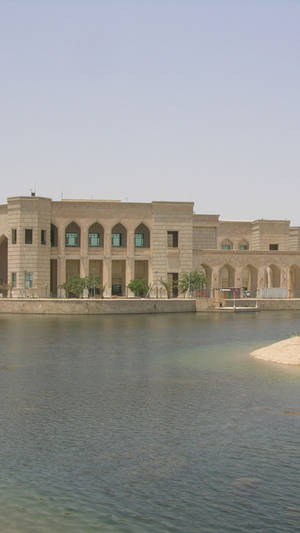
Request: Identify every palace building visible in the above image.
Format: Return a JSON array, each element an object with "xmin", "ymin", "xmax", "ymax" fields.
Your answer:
[{"xmin": 1, "ymin": 194, "xmax": 300, "ymax": 298}]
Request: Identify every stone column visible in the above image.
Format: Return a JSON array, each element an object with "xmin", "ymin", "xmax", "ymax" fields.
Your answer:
[
  {"xmin": 280, "ymin": 266, "xmax": 289, "ymax": 289},
  {"xmin": 257, "ymin": 267, "xmax": 265, "ymax": 289},
  {"xmin": 57, "ymin": 224, "xmax": 66, "ymax": 297},
  {"xmin": 267, "ymin": 267, "xmax": 272, "ymax": 288},
  {"xmin": 80, "ymin": 225, "xmax": 88, "ymax": 278},
  {"xmin": 126, "ymin": 257, "xmax": 135, "ymax": 297},
  {"xmin": 103, "ymin": 257, "xmax": 112, "ymax": 297},
  {"xmin": 288, "ymin": 266, "xmax": 294, "ymax": 298},
  {"xmin": 211, "ymin": 267, "xmax": 219, "ymax": 290},
  {"xmin": 126, "ymin": 229, "xmax": 135, "ymax": 297},
  {"xmin": 234, "ymin": 267, "xmax": 243, "ymax": 288},
  {"xmin": 57, "ymin": 257, "xmax": 66, "ymax": 297}
]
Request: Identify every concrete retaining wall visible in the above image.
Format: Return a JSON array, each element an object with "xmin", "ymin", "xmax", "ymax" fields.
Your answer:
[
  {"xmin": 0, "ymin": 298, "xmax": 196, "ymax": 315},
  {"xmin": 225, "ymin": 298, "xmax": 300, "ymax": 310}
]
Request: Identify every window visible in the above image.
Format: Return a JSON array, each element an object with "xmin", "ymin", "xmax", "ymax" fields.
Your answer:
[
  {"xmin": 88, "ymin": 233, "xmax": 102, "ymax": 247},
  {"xmin": 11, "ymin": 272, "xmax": 17, "ymax": 288},
  {"xmin": 135, "ymin": 233, "xmax": 144, "ymax": 247},
  {"xmin": 65, "ymin": 232, "xmax": 79, "ymax": 247},
  {"xmin": 112, "ymin": 233, "xmax": 122, "ymax": 247},
  {"xmin": 25, "ymin": 229, "xmax": 33, "ymax": 244},
  {"xmin": 269, "ymin": 244, "xmax": 279, "ymax": 250},
  {"xmin": 25, "ymin": 272, "xmax": 33, "ymax": 289},
  {"xmin": 239, "ymin": 244, "xmax": 249, "ymax": 250},
  {"xmin": 41, "ymin": 230, "xmax": 46, "ymax": 245},
  {"xmin": 221, "ymin": 239, "xmax": 233, "ymax": 250},
  {"xmin": 168, "ymin": 231, "xmax": 178, "ymax": 248},
  {"xmin": 12, "ymin": 229, "xmax": 17, "ymax": 244}
]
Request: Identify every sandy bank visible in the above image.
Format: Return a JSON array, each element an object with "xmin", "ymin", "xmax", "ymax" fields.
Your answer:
[{"xmin": 250, "ymin": 337, "xmax": 300, "ymax": 365}]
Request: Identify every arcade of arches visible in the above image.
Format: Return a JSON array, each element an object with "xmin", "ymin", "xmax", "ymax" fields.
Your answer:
[{"xmin": 196, "ymin": 262, "xmax": 300, "ymax": 298}]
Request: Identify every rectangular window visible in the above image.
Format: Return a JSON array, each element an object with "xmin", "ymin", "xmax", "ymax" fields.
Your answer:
[
  {"xmin": 25, "ymin": 229, "xmax": 33, "ymax": 244},
  {"xmin": 88, "ymin": 233, "xmax": 101, "ymax": 247},
  {"xmin": 11, "ymin": 272, "xmax": 17, "ymax": 288},
  {"xmin": 41, "ymin": 230, "xmax": 46, "ymax": 245},
  {"xmin": 12, "ymin": 229, "xmax": 17, "ymax": 244},
  {"xmin": 239, "ymin": 244, "xmax": 249, "ymax": 250},
  {"xmin": 135, "ymin": 233, "xmax": 144, "ymax": 247},
  {"xmin": 112, "ymin": 233, "xmax": 122, "ymax": 247},
  {"xmin": 167, "ymin": 231, "xmax": 178, "ymax": 248},
  {"xmin": 65, "ymin": 232, "xmax": 79, "ymax": 247},
  {"xmin": 269, "ymin": 244, "xmax": 279, "ymax": 250},
  {"xmin": 25, "ymin": 272, "xmax": 33, "ymax": 289}
]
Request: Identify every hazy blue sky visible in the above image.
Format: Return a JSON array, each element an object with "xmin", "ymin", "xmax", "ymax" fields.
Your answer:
[{"xmin": 0, "ymin": 1, "xmax": 299, "ymax": 222}]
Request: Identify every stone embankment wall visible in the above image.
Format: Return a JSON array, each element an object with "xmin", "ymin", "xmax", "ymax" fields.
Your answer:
[
  {"xmin": 224, "ymin": 298, "xmax": 300, "ymax": 310},
  {"xmin": 0, "ymin": 298, "xmax": 196, "ymax": 315}
]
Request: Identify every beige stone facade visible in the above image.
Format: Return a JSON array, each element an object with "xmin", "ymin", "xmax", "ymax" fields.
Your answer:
[{"xmin": 1, "ymin": 194, "xmax": 300, "ymax": 298}]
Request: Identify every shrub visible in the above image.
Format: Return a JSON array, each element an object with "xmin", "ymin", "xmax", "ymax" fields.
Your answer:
[{"xmin": 128, "ymin": 278, "xmax": 149, "ymax": 297}]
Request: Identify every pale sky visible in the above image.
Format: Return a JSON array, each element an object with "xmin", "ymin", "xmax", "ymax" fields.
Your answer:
[{"xmin": 0, "ymin": 1, "xmax": 299, "ymax": 223}]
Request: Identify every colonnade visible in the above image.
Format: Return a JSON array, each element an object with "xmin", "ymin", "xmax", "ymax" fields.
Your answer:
[{"xmin": 199, "ymin": 263, "xmax": 300, "ymax": 298}]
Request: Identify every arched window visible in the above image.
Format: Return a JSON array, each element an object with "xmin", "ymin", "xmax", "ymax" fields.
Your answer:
[
  {"xmin": 111, "ymin": 223, "xmax": 127, "ymax": 248},
  {"xmin": 65, "ymin": 222, "xmax": 80, "ymax": 247},
  {"xmin": 238, "ymin": 239, "xmax": 249, "ymax": 251},
  {"xmin": 51, "ymin": 224, "xmax": 58, "ymax": 247},
  {"xmin": 134, "ymin": 223, "xmax": 150, "ymax": 248},
  {"xmin": 221, "ymin": 239, "xmax": 233, "ymax": 250},
  {"xmin": 88, "ymin": 223, "xmax": 104, "ymax": 247}
]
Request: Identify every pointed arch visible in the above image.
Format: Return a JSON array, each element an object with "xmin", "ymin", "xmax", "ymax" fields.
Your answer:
[
  {"xmin": 268, "ymin": 264, "xmax": 281, "ymax": 288},
  {"xmin": 65, "ymin": 221, "xmax": 81, "ymax": 247},
  {"xmin": 111, "ymin": 223, "xmax": 127, "ymax": 248},
  {"xmin": 241, "ymin": 264, "xmax": 258, "ymax": 295},
  {"xmin": 219, "ymin": 264, "xmax": 235, "ymax": 288},
  {"xmin": 134, "ymin": 223, "xmax": 150, "ymax": 248},
  {"xmin": 88, "ymin": 222, "xmax": 104, "ymax": 247},
  {"xmin": 221, "ymin": 239, "xmax": 233, "ymax": 250}
]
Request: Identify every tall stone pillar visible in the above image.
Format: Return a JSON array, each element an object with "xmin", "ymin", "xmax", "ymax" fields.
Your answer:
[
  {"xmin": 126, "ymin": 257, "xmax": 135, "ymax": 297},
  {"xmin": 103, "ymin": 257, "xmax": 112, "ymax": 297},
  {"xmin": 267, "ymin": 267, "xmax": 272, "ymax": 288},
  {"xmin": 280, "ymin": 266, "xmax": 289, "ymax": 289},
  {"xmin": 57, "ymin": 224, "xmax": 66, "ymax": 296},
  {"xmin": 57, "ymin": 257, "xmax": 66, "ymax": 297},
  {"xmin": 211, "ymin": 267, "xmax": 219, "ymax": 290},
  {"xmin": 257, "ymin": 267, "xmax": 265, "ymax": 289},
  {"xmin": 234, "ymin": 267, "xmax": 243, "ymax": 288},
  {"xmin": 80, "ymin": 225, "xmax": 88, "ymax": 278}
]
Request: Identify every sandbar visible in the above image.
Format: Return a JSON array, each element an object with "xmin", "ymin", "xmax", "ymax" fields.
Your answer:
[{"xmin": 250, "ymin": 337, "xmax": 300, "ymax": 365}]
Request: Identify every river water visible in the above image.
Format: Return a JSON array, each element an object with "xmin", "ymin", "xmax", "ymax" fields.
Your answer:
[{"xmin": 1, "ymin": 311, "xmax": 300, "ymax": 532}]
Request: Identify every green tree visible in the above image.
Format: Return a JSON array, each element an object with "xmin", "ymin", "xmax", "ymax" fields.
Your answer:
[
  {"xmin": 62, "ymin": 275, "xmax": 86, "ymax": 298},
  {"xmin": 159, "ymin": 278, "xmax": 173, "ymax": 299},
  {"xmin": 85, "ymin": 275, "xmax": 106, "ymax": 298},
  {"xmin": 128, "ymin": 278, "xmax": 149, "ymax": 297},
  {"xmin": 178, "ymin": 271, "xmax": 207, "ymax": 296}
]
